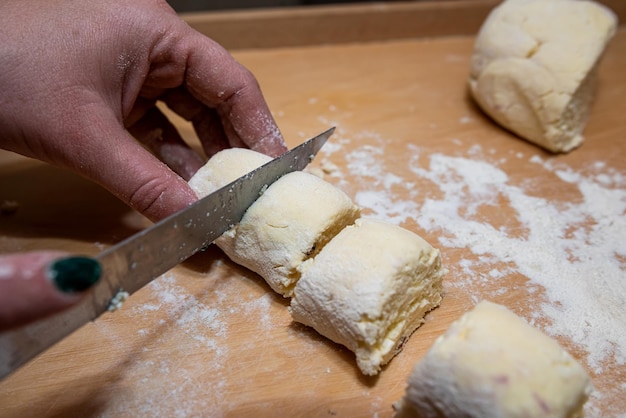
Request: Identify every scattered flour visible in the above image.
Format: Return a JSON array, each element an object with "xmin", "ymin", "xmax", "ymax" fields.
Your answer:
[
  {"xmin": 316, "ymin": 125, "xmax": 626, "ymax": 415},
  {"xmin": 93, "ymin": 271, "xmax": 288, "ymax": 417},
  {"xmin": 89, "ymin": 124, "xmax": 623, "ymax": 416},
  {"xmin": 408, "ymin": 149, "xmax": 626, "ymax": 372}
]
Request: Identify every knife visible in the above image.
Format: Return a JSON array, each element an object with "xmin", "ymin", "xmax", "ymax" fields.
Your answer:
[{"xmin": 0, "ymin": 127, "xmax": 334, "ymax": 380}]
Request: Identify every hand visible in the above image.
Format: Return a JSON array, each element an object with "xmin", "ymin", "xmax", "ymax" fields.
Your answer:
[
  {"xmin": 0, "ymin": 252, "xmax": 101, "ymax": 332},
  {"xmin": 0, "ymin": 0, "xmax": 287, "ymax": 221},
  {"xmin": 0, "ymin": 0, "xmax": 288, "ymax": 330}
]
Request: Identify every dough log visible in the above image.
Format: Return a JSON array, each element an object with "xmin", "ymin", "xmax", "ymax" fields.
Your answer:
[
  {"xmin": 394, "ymin": 300, "xmax": 592, "ymax": 418},
  {"xmin": 290, "ymin": 219, "xmax": 446, "ymax": 376},
  {"xmin": 189, "ymin": 148, "xmax": 445, "ymax": 375},
  {"xmin": 469, "ymin": 0, "xmax": 617, "ymax": 153}
]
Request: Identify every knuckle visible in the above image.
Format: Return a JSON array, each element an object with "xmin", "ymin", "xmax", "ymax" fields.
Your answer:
[{"xmin": 127, "ymin": 175, "xmax": 170, "ymax": 218}]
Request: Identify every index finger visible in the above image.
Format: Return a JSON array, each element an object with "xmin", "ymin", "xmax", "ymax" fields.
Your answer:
[{"xmin": 180, "ymin": 31, "xmax": 288, "ymax": 157}]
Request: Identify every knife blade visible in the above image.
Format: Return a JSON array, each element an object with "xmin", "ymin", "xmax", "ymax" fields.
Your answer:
[{"xmin": 0, "ymin": 127, "xmax": 334, "ymax": 380}]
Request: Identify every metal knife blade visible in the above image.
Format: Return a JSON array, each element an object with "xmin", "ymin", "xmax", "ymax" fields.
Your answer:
[{"xmin": 0, "ymin": 127, "xmax": 334, "ymax": 380}]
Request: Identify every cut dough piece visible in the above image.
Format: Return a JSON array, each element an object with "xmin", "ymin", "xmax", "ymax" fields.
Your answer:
[
  {"xmin": 220, "ymin": 170, "xmax": 360, "ymax": 296},
  {"xmin": 469, "ymin": 0, "xmax": 617, "ymax": 153},
  {"xmin": 189, "ymin": 148, "xmax": 360, "ymax": 297},
  {"xmin": 394, "ymin": 300, "xmax": 592, "ymax": 418},
  {"xmin": 290, "ymin": 219, "xmax": 445, "ymax": 376},
  {"xmin": 188, "ymin": 148, "xmax": 272, "ymax": 197},
  {"xmin": 188, "ymin": 147, "xmax": 272, "ymax": 267}
]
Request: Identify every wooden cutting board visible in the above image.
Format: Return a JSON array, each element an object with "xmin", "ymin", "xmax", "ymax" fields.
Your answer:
[{"xmin": 1, "ymin": 19, "xmax": 624, "ymax": 418}]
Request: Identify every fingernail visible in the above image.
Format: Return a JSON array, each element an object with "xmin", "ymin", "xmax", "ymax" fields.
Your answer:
[{"xmin": 49, "ymin": 257, "xmax": 101, "ymax": 293}]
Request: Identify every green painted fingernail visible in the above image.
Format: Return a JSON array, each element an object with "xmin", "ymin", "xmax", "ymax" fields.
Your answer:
[{"xmin": 49, "ymin": 257, "xmax": 101, "ymax": 293}]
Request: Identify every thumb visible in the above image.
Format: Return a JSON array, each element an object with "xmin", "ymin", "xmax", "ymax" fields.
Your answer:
[{"xmin": 0, "ymin": 251, "xmax": 101, "ymax": 332}]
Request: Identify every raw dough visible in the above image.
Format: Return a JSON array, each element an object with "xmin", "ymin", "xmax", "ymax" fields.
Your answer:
[
  {"xmin": 289, "ymin": 219, "xmax": 445, "ymax": 376},
  {"xmin": 107, "ymin": 289, "xmax": 130, "ymax": 312},
  {"xmin": 188, "ymin": 147, "xmax": 271, "ymax": 252},
  {"xmin": 188, "ymin": 147, "xmax": 272, "ymax": 268},
  {"xmin": 393, "ymin": 300, "xmax": 592, "ymax": 418},
  {"xmin": 189, "ymin": 148, "xmax": 360, "ymax": 297},
  {"xmin": 190, "ymin": 149, "xmax": 445, "ymax": 374},
  {"xmin": 219, "ymin": 170, "xmax": 361, "ymax": 297},
  {"xmin": 469, "ymin": 0, "xmax": 617, "ymax": 153},
  {"xmin": 188, "ymin": 148, "xmax": 272, "ymax": 196}
]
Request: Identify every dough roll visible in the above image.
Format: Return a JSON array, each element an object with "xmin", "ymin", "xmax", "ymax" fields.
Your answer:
[{"xmin": 190, "ymin": 148, "xmax": 445, "ymax": 375}]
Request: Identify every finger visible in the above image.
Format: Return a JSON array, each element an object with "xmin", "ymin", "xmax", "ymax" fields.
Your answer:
[
  {"xmin": 161, "ymin": 88, "xmax": 235, "ymax": 157},
  {"xmin": 194, "ymin": 107, "xmax": 238, "ymax": 157},
  {"xmin": 124, "ymin": 96, "xmax": 199, "ymax": 175},
  {"xmin": 0, "ymin": 251, "xmax": 101, "ymax": 332},
  {"xmin": 127, "ymin": 106, "xmax": 204, "ymax": 180},
  {"xmin": 124, "ymin": 97, "xmax": 157, "ymax": 128},
  {"xmin": 178, "ymin": 31, "xmax": 288, "ymax": 157},
  {"xmin": 58, "ymin": 103, "xmax": 198, "ymax": 221}
]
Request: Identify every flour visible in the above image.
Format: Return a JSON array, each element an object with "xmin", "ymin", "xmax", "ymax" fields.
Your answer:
[
  {"xmin": 93, "ymin": 266, "xmax": 295, "ymax": 417},
  {"xmin": 90, "ymin": 123, "xmax": 624, "ymax": 415},
  {"xmin": 354, "ymin": 189, "xmax": 419, "ymax": 225},
  {"xmin": 316, "ymin": 126, "xmax": 626, "ymax": 414},
  {"xmin": 409, "ymin": 149, "xmax": 626, "ymax": 371}
]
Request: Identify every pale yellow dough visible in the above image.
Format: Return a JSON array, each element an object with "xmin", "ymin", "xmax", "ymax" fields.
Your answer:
[
  {"xmin": 190, "ymin": 149, "xmax": 445, "ymax": 375},
  {"xmin": 220, "ymin": 170, "xmax": 361, "ymax": 297},
  {"xmin": 469, "ymin": 0, "xmax": 617, "ymax": 153},
  {"xmin": 290, "ymin": 219, "xmax": 446, "ymax": 376},
  {"xmin": 188, "ymin": 148, "xmax": 360, "ymax": 297},
  {"xmin": 188, "ymin": 147, "xmax": 272, "ymax": 271},
  {"xmin": 394, "ymin": 300, "xmax": 592, "ymax": 418},
  {"xmin": 188, "ymin": 148, "xmax": 272, "ymax": 196}
]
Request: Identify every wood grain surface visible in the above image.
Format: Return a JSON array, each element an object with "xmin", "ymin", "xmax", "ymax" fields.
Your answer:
[
  {"xmin": 182, "ymin": 0, "xmax": 626, "ymax": 49},
  {"xmin": 0, "ymin": 22, "xmax": 624, "ymax": 418}
]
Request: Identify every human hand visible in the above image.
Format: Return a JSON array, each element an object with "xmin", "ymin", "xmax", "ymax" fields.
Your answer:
[
  {"xmin": 0, "ymin": 252, "xmax": 101, "ymax": 332},
  {"xmin": 0, "ymin": 0, "xmax": 287, "ymax": 330},
  {"xmin": 0, "ymin": 0, "xmax": 287, "ymax": 221}
]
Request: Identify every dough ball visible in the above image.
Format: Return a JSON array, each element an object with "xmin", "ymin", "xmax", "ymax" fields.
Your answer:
[
  {"xmin": 469, "ymin": 0, "xmax": 617, "ymax": 153},
  {"xmin": 290, "ymin": 219, "xmax": 446, "ymax": 376},
  {"xmin": 393, "ymin": 300, "xmax": 592, "ymax": 418},
  {"xmin": 220, "ymin": 170, "xmax": 361, "ymax": 297}
]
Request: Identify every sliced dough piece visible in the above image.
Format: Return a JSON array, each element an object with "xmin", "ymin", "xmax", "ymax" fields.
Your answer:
[
  {"xmin": 220, "ymin": 170, "xmax": 360, "ymax": 297},
  {"xmin": 394, "ymin": 300, "xmax": 592, "ymax": 418},
  {"xmin": 188, "ymin": 147, "xmax": 271, "ymax": 266},
  {"xmin": 188, "ymin": 148, "xmax": 272, "ymax": 196},
  {"xmin": 290, "ymin": 219, "xmax": 445, "ymax": 376},
  {"xmin": 188, "ymin": 148, "xmax": 360, "ymax": 297},
  {"xmin": 469, "ymin": 0, "xmax": 617, "ymax": 153}
]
